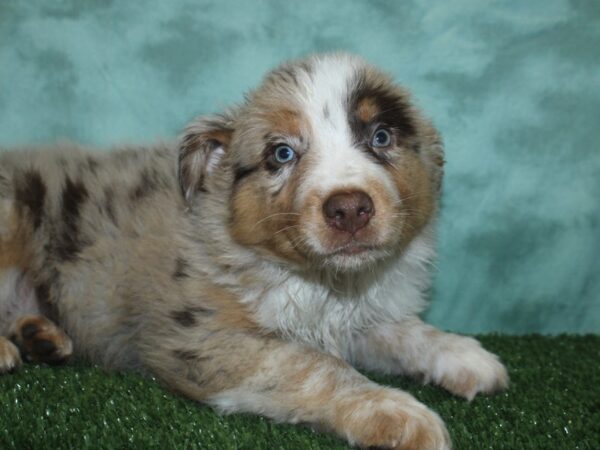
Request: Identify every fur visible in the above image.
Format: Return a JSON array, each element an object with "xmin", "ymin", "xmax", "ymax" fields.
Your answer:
[{"xmin": 0, "ymin": 53, "xmax": 508, "ymax": 449}]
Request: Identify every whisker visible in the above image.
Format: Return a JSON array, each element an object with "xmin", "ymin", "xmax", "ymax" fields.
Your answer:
[
  {"xmin": 390, "ymin": 189, "xmax": 433, "ymax": 205},
  {"xmin": 390, "ymin": 212, "xmax": 413, "ymax": 219},
  {"xmin": 273, "ymin": 224, "xmax": 301, "ymax": 236},
  {"xmin": 253, "ymin": 212, "xmax": 301, "ymax": 228}
]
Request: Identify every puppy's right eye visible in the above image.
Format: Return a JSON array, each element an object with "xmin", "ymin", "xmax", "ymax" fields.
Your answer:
[{"xmin": 273, "ymin": 145, "xmax": 296, "ymax": 164}]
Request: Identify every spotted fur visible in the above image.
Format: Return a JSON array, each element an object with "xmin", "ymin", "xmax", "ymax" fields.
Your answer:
[{"xmin": 0, "ymin": 53, "xmax": 508, "ymax": 449}]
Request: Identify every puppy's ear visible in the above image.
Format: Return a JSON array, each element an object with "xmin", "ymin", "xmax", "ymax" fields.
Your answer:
[
  {"xmin": 430, "ymin": 140, "xmax": 445, "ymax": 192},
  {"xmin": 420, "ymin": 122, "xmax": 445, "ymax": 192},
  {"xmin": 178, "ymin": 112, "xmax": 236, "ymax": 201}
]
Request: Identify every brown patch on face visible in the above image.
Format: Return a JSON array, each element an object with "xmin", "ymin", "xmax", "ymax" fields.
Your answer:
[
  {"xmin": 260, "ymin": 108, "xmax": 303, "ymax": 137},
  {"xmin": 388, "ymin": 153, "xmax": 436, "ymax": 246},
  {"xmin": 348, "ymin": 67, "xmax": 417, "ymax": 146},
  {"xmin": 228, "ymin": 159, "xmax": 308, "ymax": 266},
  {"xmin": 356, "ymin": 96, "xmax": 380, "ymax": 123},
  {"xmin": 227, "ymin": 85, "xmax": 323, "ymax": 265}
]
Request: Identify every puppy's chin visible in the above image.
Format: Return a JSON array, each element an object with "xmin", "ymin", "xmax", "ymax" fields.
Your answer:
[
  {"xmin": 321, "ymin": 251, "xmax": 388, "ymax": 272},
  {"xmin": 309, "ymin": 243, "xmax": 391, "ymax": 272}
]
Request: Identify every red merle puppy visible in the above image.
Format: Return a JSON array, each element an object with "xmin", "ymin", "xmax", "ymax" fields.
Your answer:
[{"xmin": 0, "ymin": 53, "xmax": 507, "ymax": 450}]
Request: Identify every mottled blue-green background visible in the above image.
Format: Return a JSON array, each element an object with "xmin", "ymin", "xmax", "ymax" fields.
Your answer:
[{"xmin": 1, "ymin": 0, "xmax": 598, "ymax": 333}]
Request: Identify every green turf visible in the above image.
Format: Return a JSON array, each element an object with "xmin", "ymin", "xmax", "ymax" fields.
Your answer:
[{"xmin": 1, "ymin": 335, "xmax": 599, "ymax": 449}]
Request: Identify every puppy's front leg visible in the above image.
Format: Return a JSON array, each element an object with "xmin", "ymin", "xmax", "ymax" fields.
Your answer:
[
  {"xmin": 351, "ymin": 317, "xmax": 508, "ymax": 400},
  {"xmin": 142, "ymin": 329, "xmax": 450, "ymax": 450}
]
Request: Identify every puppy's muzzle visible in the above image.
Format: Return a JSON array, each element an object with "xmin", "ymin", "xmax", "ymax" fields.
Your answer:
[{"xmin": 322, "ymin": 191, "xmax": 375, "ymax": 235}]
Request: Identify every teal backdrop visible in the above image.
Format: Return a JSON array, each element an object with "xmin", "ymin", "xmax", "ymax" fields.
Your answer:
[{"xmin": 1, "ymin": 0, "xmax": 598, "ymax": 333}]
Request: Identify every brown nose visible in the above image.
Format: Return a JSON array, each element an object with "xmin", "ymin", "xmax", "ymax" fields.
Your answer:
[{"xmin": 323, "ymin": 191, "xmax": 375, "ymax": 234}]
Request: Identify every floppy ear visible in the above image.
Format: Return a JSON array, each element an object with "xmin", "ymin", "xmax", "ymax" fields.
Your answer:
[
  {"xmin": 430, "ymin": 140, "xmax": 445, "ymax": 192},
  {"xmin": 178, "ymin": 112, "xmax": 236, "ymax": 201},
  {"xmin": 419, "ymin": 122, "xmax": 445, "ymax": 192}
]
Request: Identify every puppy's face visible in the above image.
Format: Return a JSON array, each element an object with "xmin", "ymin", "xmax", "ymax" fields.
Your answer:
[{"xmin": 179, "ymin": 54, "xmax": 444, "ymax": 272}]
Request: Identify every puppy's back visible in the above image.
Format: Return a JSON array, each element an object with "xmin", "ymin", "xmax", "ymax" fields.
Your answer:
[
  {"xmin": 0, "ymin": 142, "xmax": 181, "ymax": 239},
  {"xmin": 0, "ymin": 142, "xmax": 190, "ymax": 367}
]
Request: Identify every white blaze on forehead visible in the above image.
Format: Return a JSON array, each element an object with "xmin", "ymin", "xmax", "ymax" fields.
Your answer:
[{"xmin": 295, "ymin": 55, "xmax": 396, "ymax": 204}]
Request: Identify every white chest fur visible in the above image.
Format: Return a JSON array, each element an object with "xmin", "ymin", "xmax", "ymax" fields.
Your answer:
[{"xmin": 243, "ymin": 226, "xmax": 437, "ymax": 358}]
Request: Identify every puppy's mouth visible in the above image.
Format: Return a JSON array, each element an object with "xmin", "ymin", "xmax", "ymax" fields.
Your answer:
[
  {"xmin": 331, "ymin": 242, "xmax": 375, "ymax": 256},
  {"xmin": 315, "ymin": 237, "xmax": 391, "ymax": 270}
]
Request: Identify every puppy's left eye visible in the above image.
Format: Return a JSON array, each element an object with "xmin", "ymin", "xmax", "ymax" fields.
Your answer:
[
  {"xmin": 371, "ymin": 128, "xmax": 392, "ymax": 148},
  {"xmin": 273, "ymin": 145, "xmax": 296, "ymax": 164}
]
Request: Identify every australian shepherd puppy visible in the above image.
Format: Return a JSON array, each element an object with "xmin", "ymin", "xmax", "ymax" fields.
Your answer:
[{"xmin": 0, "ymin": 53, "xmax": 507, "ymax": 449}]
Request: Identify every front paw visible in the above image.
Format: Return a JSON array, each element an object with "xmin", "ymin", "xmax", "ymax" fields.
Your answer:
[
  {"xmin": 432, "ymin": 336, "xmax": 508, "ymax": 400},
  {"xmin": 0, "ymin": 336, "xmax": 22, "ymax": 374},
  {"xmin": 335, "ymin": 387, "xmax": 451, "ymax": 450},
  {"xmin": 9, "ymin": 315, "xmax": 73, "ymax": 365}
]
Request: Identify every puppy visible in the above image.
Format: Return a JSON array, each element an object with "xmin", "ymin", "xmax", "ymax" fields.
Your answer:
[{"xmin": 0, "ymin": 53, "xmax": 507, "ymax": 449}]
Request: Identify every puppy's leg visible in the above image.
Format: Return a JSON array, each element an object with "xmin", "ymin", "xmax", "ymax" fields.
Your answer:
[
  {"xmin": 0, "ymin": 268, "xmax": 73, "ymax": 366},
  {"xmin": 351, "ymin": 317, "xmax": 508, "ymax": 400},
  {"xmin": 9, "ymin": 315, "xmax": 73, "ymax": 365},
  {"xmin": 0, "ymin": 336, "xmax": 22, "ymax": 373},
  {"xmin": 143, "ymin": 330, "xmax": 451, "ymax": 450}
]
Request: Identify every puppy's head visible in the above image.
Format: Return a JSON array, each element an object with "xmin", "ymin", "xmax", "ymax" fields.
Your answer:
[{"xmin": 179, "ymin": 53, "xmax": 444, "ymax": 272}]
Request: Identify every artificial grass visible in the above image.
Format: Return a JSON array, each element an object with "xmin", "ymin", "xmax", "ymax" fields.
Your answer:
[{"xmin": 1, "ymin": 335, "xmax": 599, "ymax": 449}]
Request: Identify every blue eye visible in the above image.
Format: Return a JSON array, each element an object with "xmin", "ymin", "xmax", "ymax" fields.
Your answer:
[
  {"xmin": 273, "ymin": 145, "xmax": 296, "ymax": 164},
  {"xmin": 371, "ymin": 128, "xmax": 392, "ymax": 148}
]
